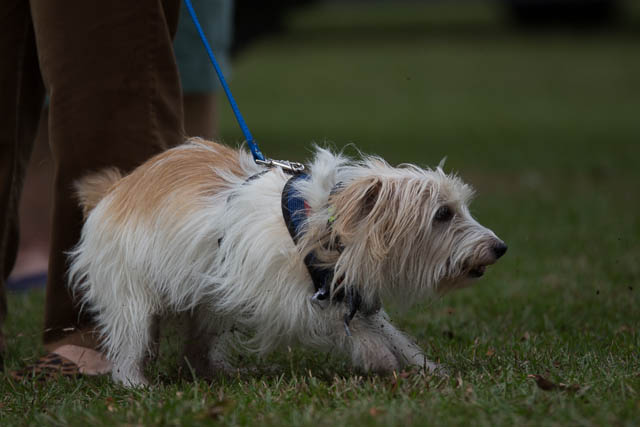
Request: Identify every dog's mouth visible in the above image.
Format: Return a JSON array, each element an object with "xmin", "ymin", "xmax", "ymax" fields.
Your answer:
[
  {"xmin": 457, "ymin": 256, "xmax": 499, "ymax": 280},
  {"xmin": 468, "ymin": 265, "xmax": 487, "ymax": 278},
  {"xmin": 465, "ymin": 259, "xmax": 496, "ymax": 278}
]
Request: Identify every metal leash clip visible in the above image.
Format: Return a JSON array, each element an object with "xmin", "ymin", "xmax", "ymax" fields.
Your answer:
[{"xmin": 256, "ymin": 158, "xmax": 306, "ymax": 174}]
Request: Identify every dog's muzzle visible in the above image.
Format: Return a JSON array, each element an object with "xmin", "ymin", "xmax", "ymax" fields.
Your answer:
[{"xmin": 468, "ymin": 240, "xmax": 507, "ymax": 278}]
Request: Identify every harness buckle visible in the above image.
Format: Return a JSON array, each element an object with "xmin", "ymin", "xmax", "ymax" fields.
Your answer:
[
  {"xmin": 310, "ymin": 288, "xmax": 331, "ymax": 309},
  {"xmin": 256, "ymin": 158, "xmax": 306, "ymax": 174}
]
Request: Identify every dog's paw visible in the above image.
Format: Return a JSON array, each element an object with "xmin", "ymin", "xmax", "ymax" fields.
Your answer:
[
  {"xmin": 426, "ymin": 362, "xmax": 449, "ymax": 377},
  {"xmin": 112, "ymin": 370, "xmax": 149, "ymax": 388},
  {"xmin": 402, "ymin": 356, "xmax": 449, "ymax": 377}
]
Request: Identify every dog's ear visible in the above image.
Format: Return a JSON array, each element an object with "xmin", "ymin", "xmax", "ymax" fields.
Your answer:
[
  {"xmin": 331, "ymin": 176, "xmax": 382, "ymax": 239},
  {"xmin": 361, "ymin": 177, "xmax": 382, "ymax": 217}
]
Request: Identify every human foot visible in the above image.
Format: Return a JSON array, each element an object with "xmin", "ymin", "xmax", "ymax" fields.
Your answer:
[
  {"xmin": 9, "ymin": 345, "xmax": 111, "ymax": 381},
  {"xmin": 53, "ymin": 344, "xmax": 111, "ymax": 375}
]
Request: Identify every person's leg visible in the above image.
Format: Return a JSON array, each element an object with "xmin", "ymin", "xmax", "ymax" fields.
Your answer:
[
  {"xmin": 183, "ymin": 93, "xmax": 218, "ymax": 139},
  {"xmin": 0, "ymin": 0, "xmax": 46, "ymax": 368},
  {"xmin": 9, "ymin": 106, "xmax": 51, "ymax": 285},
  {"xmin": 29, "ymin": 0, "xmax": 184, "ymax": 366},
  {"xmin": 175, "ymin": 0, "xmax": 234, "ymax": 140}
]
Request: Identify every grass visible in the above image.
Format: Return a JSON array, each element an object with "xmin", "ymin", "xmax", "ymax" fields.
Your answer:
[{"xmin": 2, "ymin": 2, "xmax": 640, "ymax": 425}]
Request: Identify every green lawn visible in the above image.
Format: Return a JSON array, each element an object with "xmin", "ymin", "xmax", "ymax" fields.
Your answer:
[{"xmin": 2, "ymin": 2, "xmax": 639, "ymax": 425}]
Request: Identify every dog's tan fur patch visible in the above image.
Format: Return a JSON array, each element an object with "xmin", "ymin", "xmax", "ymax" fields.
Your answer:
[{"xmin": 78, "ymin": 140, "xmax": 243, "ymax": 224}]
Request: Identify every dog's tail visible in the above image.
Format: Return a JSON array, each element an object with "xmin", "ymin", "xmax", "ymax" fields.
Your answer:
[{"xmin": 75, "ymin": 168, "xmax": 123, "ymax": 219}]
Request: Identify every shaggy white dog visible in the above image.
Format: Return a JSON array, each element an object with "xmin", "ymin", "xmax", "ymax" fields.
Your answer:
[{"xmin": 68, "ymin": 139, "xmax": 506, "ymax": 386}]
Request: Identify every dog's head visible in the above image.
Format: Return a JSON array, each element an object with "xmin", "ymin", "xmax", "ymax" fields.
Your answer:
[{"xmin": 302, "ymin": 152, "xmax": 506, "ymax": 301}]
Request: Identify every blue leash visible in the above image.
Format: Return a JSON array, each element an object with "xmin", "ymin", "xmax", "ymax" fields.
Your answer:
[{"xmin": 184, "ymin": 0, "xmax": 304, "ymax": 173}]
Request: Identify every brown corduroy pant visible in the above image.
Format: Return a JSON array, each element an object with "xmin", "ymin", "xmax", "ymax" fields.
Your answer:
[{"xmin": 0, "ymin": 0, "xmax": 184, "ymax": 359}]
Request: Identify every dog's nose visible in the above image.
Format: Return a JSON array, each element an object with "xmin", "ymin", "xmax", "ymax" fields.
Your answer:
[{"xmin": 492, "ymin": 241, "xmax": 508, "ymax": 259}]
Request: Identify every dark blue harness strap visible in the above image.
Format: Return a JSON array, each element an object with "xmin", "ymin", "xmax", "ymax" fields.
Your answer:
[
  {"xmin": 281, "ymin": 174, "xmax": 309, "ymax": 244},
  {"xmin": 281, "ymin": 175, "xmax": 349, "ymax": 304},
  {"xmin": 280, "ymin": 175, "xmax": 365, "ymax": 334}
]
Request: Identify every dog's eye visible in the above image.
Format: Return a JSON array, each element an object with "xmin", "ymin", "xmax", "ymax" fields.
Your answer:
[{"xmin": 434, "ymin": 206, "xmax": 454, "ymax": 222}]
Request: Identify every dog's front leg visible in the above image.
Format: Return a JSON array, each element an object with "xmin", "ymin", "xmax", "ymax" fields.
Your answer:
[
  {"xmin": 340, "ymin": 318, "xmax": 401, "ymax": 373},
  {"xmin": 352, "ymin": 310, "xmax": 442, "ymax": 374}
]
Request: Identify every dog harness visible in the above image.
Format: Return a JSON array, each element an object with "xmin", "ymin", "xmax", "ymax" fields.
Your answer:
[{"xmin": 281, "ymin": 174, "xmax": 363, "ymax": 336}]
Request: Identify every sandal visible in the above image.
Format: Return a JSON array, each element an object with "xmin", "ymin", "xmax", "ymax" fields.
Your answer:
[{"xmin": 9, "ymin": 352, "xmax": 80, "ymax": 382}]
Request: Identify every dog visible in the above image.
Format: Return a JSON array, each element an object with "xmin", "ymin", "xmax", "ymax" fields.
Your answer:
[{"xmin": 68, "ymin": 138, "xmax": 507, "ymax": 386}]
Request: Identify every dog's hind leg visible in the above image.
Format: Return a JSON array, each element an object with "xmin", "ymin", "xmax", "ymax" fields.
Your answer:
[
  {"xmin": 99, "ymin": 300, "xmax": 155, "ymax": 387},
  {"xmin": 182, "ymin": 307, "xmax": 235, "ymax": 378}
]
